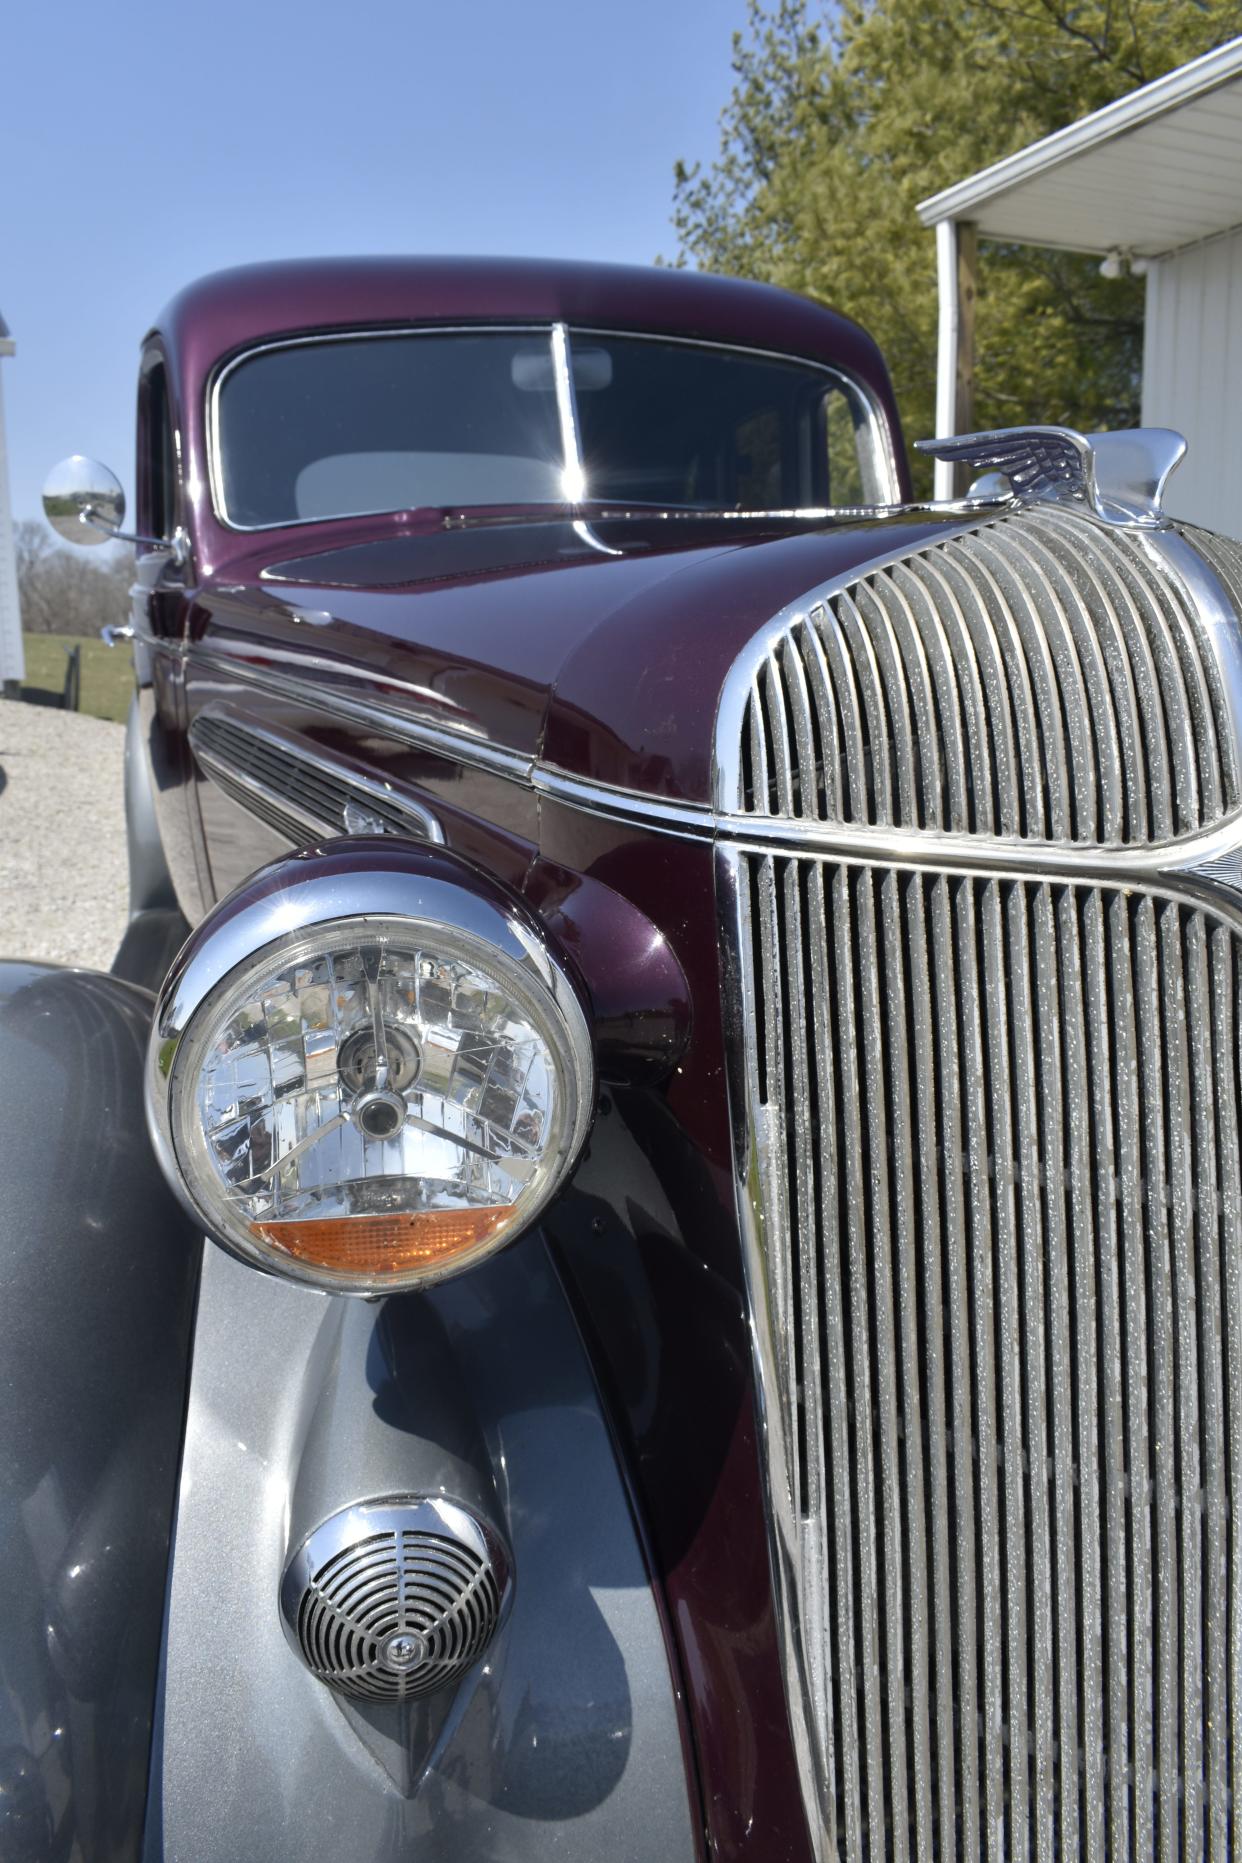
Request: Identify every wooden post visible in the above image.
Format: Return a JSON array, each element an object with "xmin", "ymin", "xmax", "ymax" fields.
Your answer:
[{"xmin": 932, "ymin": 219, "xmax": 979, "ymax": 498}]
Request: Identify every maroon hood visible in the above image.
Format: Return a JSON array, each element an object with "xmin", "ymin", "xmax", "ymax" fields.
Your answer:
[{"xmin": 191, "ymin": 510, "xmax": 960, "ymax": 804}]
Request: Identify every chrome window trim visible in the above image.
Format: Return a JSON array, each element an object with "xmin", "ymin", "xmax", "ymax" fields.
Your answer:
[
  {"xmin": 567, "ymin": 322, "xmax": 903, "ymax": 509},
  {"xmin": 206, "ymin": 323, "xmax": 561, "ymax": 533},
  {"xmin": 205, "ymin": 321, "xmax": 903, "ymax": 532}
]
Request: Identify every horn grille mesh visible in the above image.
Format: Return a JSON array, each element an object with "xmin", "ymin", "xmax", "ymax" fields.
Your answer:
[{"xmin": 294, "ymin": 1523, "xmax": 502, "ymax": 1701}]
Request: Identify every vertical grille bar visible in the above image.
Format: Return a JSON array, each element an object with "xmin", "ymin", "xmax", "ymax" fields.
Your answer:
[
  {"xmin": 737, "ymin": 509, "xmax": 1240, "ymax": 840},
  {"xmin": 982, "ymin": 879, "xmax": 1030, "ymax": 1856},
  {"xmin": 1161, "ymin": 902, "xmax": 1204, "ymax": 1858},
  {"xmin": 1060, "ymin": 885, "xmax": 1107, "ymax": 1863},
  {"xmin": 905, "ymin": 875, "xmax": 958, "ymax": 1856},
  {"xmin": 832, "ymin": 865, "xmax": 889, "ymax": 1850},
  {"xmin": 733, "ymin": 852, "xmax": 1242, "ymax": 1860},
  {"xmin": 1213, "ymin": 924, "xmax": 1242, "ymax": 1861},
  {"xmin": 880, "ymin": 871, "xmax": 934, "ymax": 1859},
  {"xmin": 930, "ymin": 872, "xmax": 981, "ymax": 1858},
  {"xmin": 957, "ymin": 879, "xmax": 1006, "ymax": 1858},
  {"xmin": 806, "ymin": 860, "xmax": 864, "ymax": 1858},
  {"xmin": 1188, "ymin": 914, "xmax": 1228, "ymax": 1862},
  {"xmin": 1033, "ymin": 880, "xmax": 1082, "ymax": 1857},
  {"xmin": 1110, "ymin": 889, "xmax": 1154, "ymax": 1862}
]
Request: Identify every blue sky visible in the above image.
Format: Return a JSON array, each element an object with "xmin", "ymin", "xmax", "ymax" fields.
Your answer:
[{"xmin": 1, "ymin": 0, "xmax": 742, "ymax": 522}]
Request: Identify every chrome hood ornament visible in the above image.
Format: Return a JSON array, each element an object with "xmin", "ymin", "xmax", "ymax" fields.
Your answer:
[{"xmin": 917, "ymin": 423, "xmax": 1187, "ymax": 527}]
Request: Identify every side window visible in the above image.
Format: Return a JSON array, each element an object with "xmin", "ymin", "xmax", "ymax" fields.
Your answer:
[{"xmin": 137, "ymin": 353, "xmax": 177, "ymax": 543}]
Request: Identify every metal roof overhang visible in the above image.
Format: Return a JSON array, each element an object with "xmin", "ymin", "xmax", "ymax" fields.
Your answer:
[{"xmin": 917, "ymin": 36, "xmax": 1242, "ymax": 257}]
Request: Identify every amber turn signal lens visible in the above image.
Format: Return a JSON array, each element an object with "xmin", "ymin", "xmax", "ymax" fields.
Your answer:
[{"xmin": 251, "ymin": 1206, "xmax": 511, "ymax": 1278}]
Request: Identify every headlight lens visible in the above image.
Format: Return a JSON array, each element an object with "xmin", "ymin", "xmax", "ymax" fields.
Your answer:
[{"xmin": 155, "ymin": 896, "xmax": 593, "ymax": 1293}]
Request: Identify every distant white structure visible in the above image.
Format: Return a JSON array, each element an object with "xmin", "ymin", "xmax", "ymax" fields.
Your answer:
[
  {"xmin": 0, "ymin": 309, "xmax": 22, "ymax": 694},
  {"xmin": 918, "ymin": 37, "xmax": 1242, "ymax": 533}
]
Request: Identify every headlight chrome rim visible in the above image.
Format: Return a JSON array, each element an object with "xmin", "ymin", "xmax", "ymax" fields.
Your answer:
[{"xmin": 146, "ymin": 844, "xmax": 594, "ymax": 1294}]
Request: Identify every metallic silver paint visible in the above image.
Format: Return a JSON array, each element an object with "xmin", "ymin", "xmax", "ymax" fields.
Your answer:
[
  {"xmin": 0, "ymin": 963, "xmax": 200, "ymax": 1861},
  {"xmin": 147, "ymin": 1236, "xmax": 700, "ymax": 1860}
]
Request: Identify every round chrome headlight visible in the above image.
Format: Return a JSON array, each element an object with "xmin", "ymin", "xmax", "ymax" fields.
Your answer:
[{"xmin": 147, "ymin": 843, "xmax": 594, "ymax": 1294}]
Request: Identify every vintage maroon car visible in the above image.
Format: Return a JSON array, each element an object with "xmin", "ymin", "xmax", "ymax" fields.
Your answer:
[{"xmin": 8, "ymin": 255, "xmax": 1242, "ymax": 1862}]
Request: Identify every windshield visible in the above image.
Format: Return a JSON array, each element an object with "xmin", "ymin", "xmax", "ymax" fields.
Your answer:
[{"xmin": 212, "ymin": 327, "xmax": 887, "ymax": 529}]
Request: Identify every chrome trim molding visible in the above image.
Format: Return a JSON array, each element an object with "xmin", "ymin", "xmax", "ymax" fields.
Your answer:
[
  {"xmin": 188, "ymin": 647, "xmax": 535, "ymax": 785},
  {"xmin": 206, "ymin": 321, "xmax": 905, "ymax": 532},
  {"xmin": 189, "ymin": 706, "xmax": 445, "ymax": 846},
  {"xmin": 206, "ymin": 323, "xmax": 552, "ymax": 532}
]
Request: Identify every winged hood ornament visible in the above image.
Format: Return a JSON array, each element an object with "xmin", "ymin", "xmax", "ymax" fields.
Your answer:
[{"xmin": 916, "ymin": 424, "xmax": 1187, "ymax": 527}]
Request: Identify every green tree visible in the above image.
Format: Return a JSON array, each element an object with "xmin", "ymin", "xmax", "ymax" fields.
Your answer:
[{"xmin": 672, "ymin": 0, "xmax": 1242, "ymax": 488}]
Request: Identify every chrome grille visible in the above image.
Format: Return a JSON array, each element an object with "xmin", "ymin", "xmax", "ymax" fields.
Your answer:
[
  {"xmin": 732, "ymin": 849, "xmax": 1242, "ymax": 1860},
  {"xmin": 190, "ymin": 711, "xmax": 440, "ymax": 846},
  {"xmin": 1183, "ymin": 523, "xmax": 1242, "ymax": 620},
  {"xmin": 737, "ymin": 508, "xmax": 1239, "ymax": 844}
]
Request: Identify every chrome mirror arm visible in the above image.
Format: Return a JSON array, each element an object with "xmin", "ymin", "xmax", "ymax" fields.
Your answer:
[{"xmin": 80, "ymin": 504, "xmax": 191, "ymax": 568}]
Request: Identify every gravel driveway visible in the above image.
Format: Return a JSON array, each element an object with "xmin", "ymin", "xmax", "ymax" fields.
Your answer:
[{"xmin": 0, "ymin": 701, "xmax": 127, "ymax": 971}]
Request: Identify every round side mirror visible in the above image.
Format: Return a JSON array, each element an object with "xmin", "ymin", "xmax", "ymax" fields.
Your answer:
[{"xmin": 42, "ymin": 456, "xmax": 126, "ymax": 547}]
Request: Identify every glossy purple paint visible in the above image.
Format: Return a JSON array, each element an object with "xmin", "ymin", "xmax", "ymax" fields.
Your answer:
[
  {"xmin": 184, "ymin": 510, "xmax": 959, "ymax": 812},
  {"xmin": 152, "ymin": 255, "xmax": 908, "ymax": 575},
  {"xmin": 535, "ymin": 801, "xmax": 815, "ymax": 1860},
  {"xmin": 137, "ymin": 257, "xmax": 948, "ymax": 1861}
]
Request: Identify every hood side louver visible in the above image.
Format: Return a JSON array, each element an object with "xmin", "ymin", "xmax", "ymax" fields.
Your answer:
[{"xmin": 189, "ymin": 710, "xmax": 442, "ymax": 848}]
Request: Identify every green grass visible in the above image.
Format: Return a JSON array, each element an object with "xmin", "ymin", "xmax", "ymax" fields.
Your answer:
[{"xmin": 20, "ymin": 633, "xmax": 134, "ymax": 724}]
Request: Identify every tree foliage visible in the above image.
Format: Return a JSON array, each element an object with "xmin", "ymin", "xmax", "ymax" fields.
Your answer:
[
  {"xmin": 15, "ymin": 521, "xmax": 132, "ymax": 637},
  {"xmin": 672, "ymin": 0, "xmax": 1242, "ymax": 487}
]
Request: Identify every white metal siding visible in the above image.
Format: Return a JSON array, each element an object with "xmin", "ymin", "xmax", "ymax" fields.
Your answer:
[{"xmin": 1142, "ymin": 225, "xmax": 1242, "ymax": 539}]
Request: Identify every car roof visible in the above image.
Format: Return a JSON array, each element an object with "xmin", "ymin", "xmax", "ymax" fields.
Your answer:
[{"xmin": 151, "ymin": 254, "xmax": 892, "ymax": 398}]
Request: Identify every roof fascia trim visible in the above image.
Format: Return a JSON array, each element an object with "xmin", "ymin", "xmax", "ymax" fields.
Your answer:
[{"xmin": 916, "ymin": 36, "xmax": 1242, "ymax": 228}]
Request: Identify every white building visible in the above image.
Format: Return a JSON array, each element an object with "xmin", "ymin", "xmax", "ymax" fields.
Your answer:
[
  {"xmin": 0, "ymin": 311, "xmax": 21, "ymax": 693},
  {"xmin": 917, "ymin": 37, "xmax": 1242, "ymax": 532}
]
